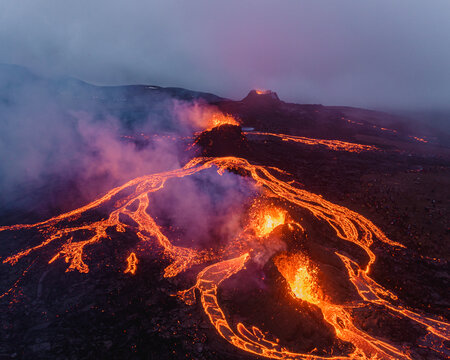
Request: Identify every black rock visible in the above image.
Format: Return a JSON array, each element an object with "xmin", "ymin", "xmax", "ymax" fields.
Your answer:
[{"xmin": 195, "ymin": 124, "xmax": 249, "ymax": 157}]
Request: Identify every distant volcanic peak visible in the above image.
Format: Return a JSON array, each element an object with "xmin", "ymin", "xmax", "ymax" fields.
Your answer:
[{"xmin": 242, "ymin": 89, "xmax": 281, "ymax": 104}]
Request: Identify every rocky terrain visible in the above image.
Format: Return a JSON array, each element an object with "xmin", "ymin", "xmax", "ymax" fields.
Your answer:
[{"xmin": 0, "ymin": 66, "xmax": 449, "ymax": 359}]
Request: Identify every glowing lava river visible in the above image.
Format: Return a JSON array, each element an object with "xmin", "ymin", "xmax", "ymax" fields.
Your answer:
[{"xmin": 1, "ymin": 155, "xmax": 449, "ymax": 359}]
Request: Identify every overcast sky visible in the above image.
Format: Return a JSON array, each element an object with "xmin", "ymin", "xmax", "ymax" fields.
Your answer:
[{"xmin": 1, "ymin": 0, "xmax": 449, "ymax": 109}]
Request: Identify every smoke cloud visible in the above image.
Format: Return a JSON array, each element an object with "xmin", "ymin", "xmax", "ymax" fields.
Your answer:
[
  {"xmin": 0, "ymin": 65, "xmax": 226, "ymax": 219},
  {"xmin": 1, "ymin": 1, "xmax": 450, "ymax": 110},
  {"xmin": 150, "ymin": 168, "xmax": 256, "ymax": 248}
]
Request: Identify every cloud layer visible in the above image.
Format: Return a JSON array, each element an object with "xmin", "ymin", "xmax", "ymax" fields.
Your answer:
[{"xmin": 1, "ymin": 1, "xmax": 449, "ymax": 109}]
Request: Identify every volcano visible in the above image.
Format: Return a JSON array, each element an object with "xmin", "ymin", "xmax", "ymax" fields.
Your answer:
[
  {"xmin": 242, "ymin": 89, "xmax": 282, "ymax": 105},
  {"xmin": 0, "ymin": 67, "xmax": 449, "ymax": 360}
]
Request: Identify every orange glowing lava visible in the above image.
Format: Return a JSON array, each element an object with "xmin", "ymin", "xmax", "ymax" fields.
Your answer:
[
  {"xmin": 249, "ymin": 206, "xmax": 287, "ymax": 238},
  {"xmin": 410, "ymin": 136, "xmax": 428, "ymax": 143},
  {"xmin": 275, "ymin": 253, "xmax": 321, "ymax": 304},
  {"xmin": 275, "ymin": 253, "xmax": 416, "ymax": 359},
  {"xmin": 124, "ymin": 252, "xmax": 138, "ymax": 275},
  {"xmin": 206, "ymin": 113, "xmax": 240, "ymax": 131},
  {"xmin": 1, "ymin": 156, "xmax": 448, "ymax": 359},
  {"xmin": 245, "ymin": 132, "xmax": 379, "ymax": 153}
]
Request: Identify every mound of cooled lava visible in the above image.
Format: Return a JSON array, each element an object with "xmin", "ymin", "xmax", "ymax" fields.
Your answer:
[{"xmin": 195, "ymin": 124, "xmax": 250, "ymax": 157}]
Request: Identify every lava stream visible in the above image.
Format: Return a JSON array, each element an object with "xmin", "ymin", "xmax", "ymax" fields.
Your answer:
[
  {"xmin": 124, "ymin": 252, "xmax": 138, "ymax": 275},
  {"xmin": 1, "ymin": 156, "xmax": 448, "ymax": 359},
  {"xmin": 245, "ymin": 132, "xmax": 379, "ymax": 153}
]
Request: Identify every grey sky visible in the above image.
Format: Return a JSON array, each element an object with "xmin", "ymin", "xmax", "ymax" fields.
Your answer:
[{"xmin": 1, "ymin": 0, "xmax": 449, "ymax": 108}]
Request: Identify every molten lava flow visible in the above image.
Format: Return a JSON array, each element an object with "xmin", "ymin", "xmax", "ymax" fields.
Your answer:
[
  {"xmin": 124, "ymin": 252, "xmax": 138, "ymax": 275},
  {"xmin": 1, "ymin": 156, "xmax": 449, "ymax": 359},
  {"xmin": 275, "ymin": 253, "xmax": 415, "ymax": 359},
  {"xmin": 410, "ymin": 136, "xmax": 428, "ymax": 143},
  {"xmin": 245, "ymin": 132, "xmax": 379, "ymax": 153},
  {"xmin": 379, "ymin": 127, "xmax": 397, "ymax": 133},
  {"xmin": 1, "ymin": 162, "xmax": 213, "ymax": 278}
]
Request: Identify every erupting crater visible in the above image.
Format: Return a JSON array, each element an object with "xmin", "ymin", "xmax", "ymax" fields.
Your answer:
[{"xmin": 242, "ymin": 89, "xmax": 282, "ymax": 107}]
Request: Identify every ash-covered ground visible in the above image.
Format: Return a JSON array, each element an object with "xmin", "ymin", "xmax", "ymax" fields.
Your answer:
[{"xmin": 0, "ymin": 67, "xmax": 449, "ymax": 359}]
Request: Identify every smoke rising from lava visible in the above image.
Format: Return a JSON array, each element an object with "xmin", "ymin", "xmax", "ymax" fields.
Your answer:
[{"xmin": 0, "ymin": 68, "xmax": 229, "ymax": 219}]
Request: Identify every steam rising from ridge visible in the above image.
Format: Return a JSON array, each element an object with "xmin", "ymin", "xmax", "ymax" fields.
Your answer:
[{"xmin": 0, "ymin": 66, "xmax": 226, "ymax": 218}]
